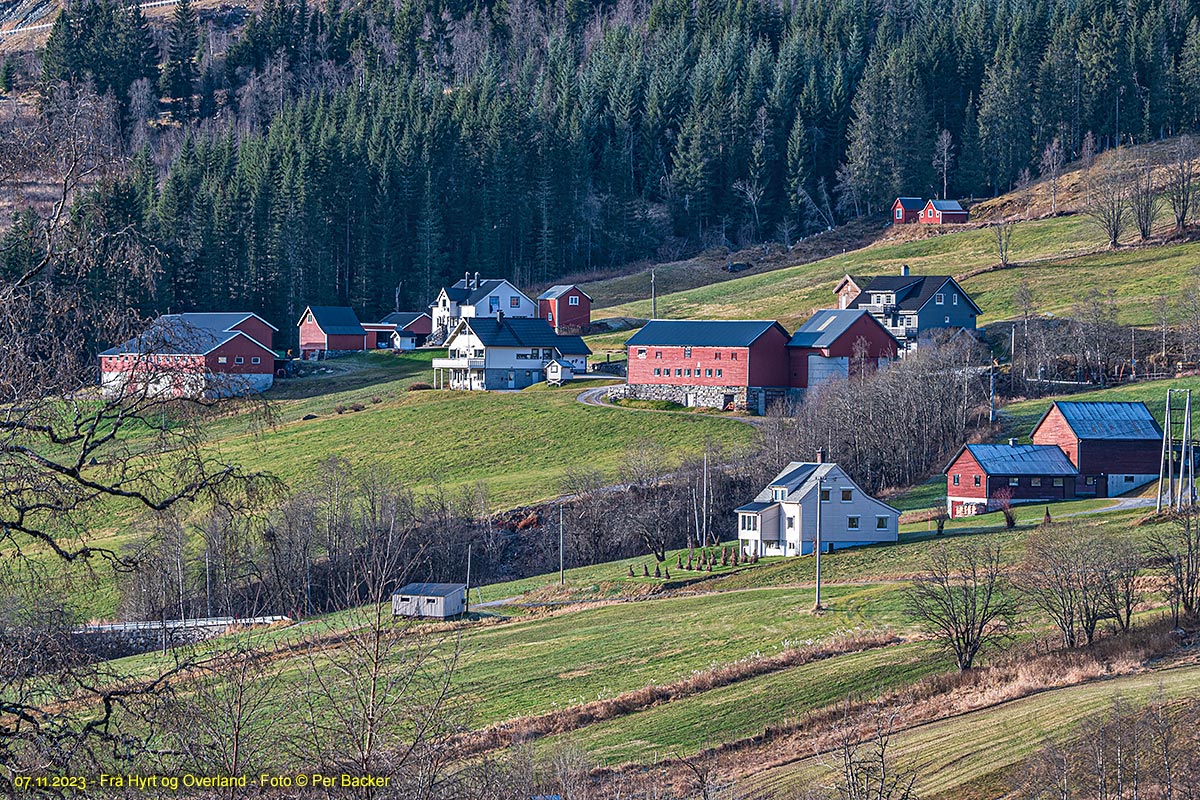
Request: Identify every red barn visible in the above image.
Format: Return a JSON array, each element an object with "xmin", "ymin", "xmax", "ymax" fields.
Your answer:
[
  {"xmin": 891, "ymin": 197, "xmax": 924, "ymax": 224},
  {"xmin": 361, "ymin": 323, "xmax": 398, "ymax": 349},
  {"xmin": 298, "ymin": 306, "xmax": 369, "ymax": 358},
  {"xmin": 538, "ymin": 285, "xmax": 592, "ymax": 332},
  {"xmin": 786, "ymin": 309, "xmax": 898, "ymax": 390},
  {"xmin": 943, "ymin": 442, "xmax": 1079, "ymax": 517},
  {"xmin": 99, "ymin": 312, "xmax": 278, "ymax": 398},
  {"xmin": 380, "ymin": 311, "xmax": 433, "ymax": 348},
  {"xmin": 622, "ymin": 320, "xmax": 791, "ymax": 413},
  {"xmin": 920, "ymin": 199, "xmax": 969, "ymax": 224},
  {"xmin": 1031, "ymin": 401, "xmax": 1163, "ymax": 497}
]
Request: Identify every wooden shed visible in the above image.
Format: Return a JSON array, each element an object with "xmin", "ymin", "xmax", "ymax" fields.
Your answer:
[{"xmin": 391, "ymin": 582, "xmax": 467, "ymax": 619}]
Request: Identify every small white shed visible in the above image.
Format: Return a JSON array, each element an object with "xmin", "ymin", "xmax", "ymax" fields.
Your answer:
[
  {"xmin": 391, "ymin": 582, "xmax": 467, "ymax": 619},
  {"xmin": 545, "ymin": 358, "xmax": 574, "ymax": 386}
]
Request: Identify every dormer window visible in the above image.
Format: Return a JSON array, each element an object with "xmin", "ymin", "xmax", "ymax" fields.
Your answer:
[{"xmin": 772, "ymin": 488, "xmax": 786, "ymax": 501}]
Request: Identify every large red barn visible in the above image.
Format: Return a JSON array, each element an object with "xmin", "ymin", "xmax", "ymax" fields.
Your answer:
[
  {"xmin": 786, "ymin": 310, "xmax": 897, "ymax": 390},
  {"xmin": 1031, "ymin": 401, "xmax": 1162, "ymax": 497}
]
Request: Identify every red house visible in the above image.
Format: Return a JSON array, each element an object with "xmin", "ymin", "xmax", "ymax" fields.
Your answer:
[
  {"xmin": 1031, "ymin": 401, "xmax": 1163, "ymax": 497},
  {"xmin": 786, "ymin": 310, "xmax": 898, "ymax": 390},
  {"xmin": 380, "ymin": 311, "xmax": 433, "ymax": 348},
  {"xmin": 891, "ymin": 197, "xmax": 924, "ymax": 224},
  {"xmin": 298, "ymin": 306, "xmax": 371, "ymax": 358},
  {"xmin": 538, "ymin": 285, "xmax": 592, "ymax": 332},
  {"xmin": 943, "ymin": 442, "xmax": 1078, "ymax": 517},
  {"xmin": 99, "ymin": 312, "xmax": 278, "ymax": 398},
  {"xmin": 622, "ymin": 320, "xmax": 791, "ymax": 413},
  {"xmin": 920, "ymin": 199, "xmax": 969, "ymax": 224}
]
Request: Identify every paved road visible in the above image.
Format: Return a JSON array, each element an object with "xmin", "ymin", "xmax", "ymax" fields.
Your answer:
[{"xmin": 1, "ymin": 0, "xmax": 179, "ymax": 37}]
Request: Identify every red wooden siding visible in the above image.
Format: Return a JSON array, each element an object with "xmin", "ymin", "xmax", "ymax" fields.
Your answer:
[
  {"xmin": 945, "ymin": 449, "xmax": 989, "ymax": 501},
  {"xmin": 1033, "ymin": 405, "xmax": 1160, "ymax": 476},
  {"xmin": 298, "ymin": 314, "xmax": 326, "ymax": 352},
  {"xmin": 205, "ymin": 337, "xmax": 276, "ymax": 374},
  {"xmin": 891, "ymin": 199, "xmax": 920, "ymax": 224},
  {"xmin": 539, "ymin": 290, "xmax": 591, "ymax": 331},
  {"xmin": 627, "ymin": 345, "xmax": 753, "ymax": 386},
  {"xmin": 746, "ymin": 327, "xmax": 792, "ymax": 386},
  {"xmin": 1031, "ymin": 405, "xmax": 1080, "ymax": 465},
  {"xmin": 230, "ymin": 316, "xmax": 275, "ymax": 350}
]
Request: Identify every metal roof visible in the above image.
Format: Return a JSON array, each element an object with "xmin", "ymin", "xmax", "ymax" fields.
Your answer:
[
  {"xmin": 538, "ymin": 284, "xmax": 592, "ymax": 301},
  {"xmin": 929, "ymin": 199, "xmax": 966, "ymax": 212},
  {"xmin": 625, "ymin": 320, "xmax": 788, "ymax": 348},
  {"xmin": 789, "ymin": 309, "xmax": 879, "ymax": 349},
  {"xmin": 395, "ymin": 582, "xmax": 466, "ymax": 598},
  {"xmin": 1042, "ymin": 401, "xmax": 1163, "ymax": 441},
  {"xmin": 100, "ymin": 314, "xmax": 275, "ymax": 357},
  {"xmin": 734, "ymin": 501, "xmax": 772, "ymax": 513},
  {"xmin": 380, "ymin": 311, "xmax": 429, "ymax": 328},
  {"xmin": 894, "ymin": 197, "xmax": 925, "ymax": 210},
  {"xmin": 848, "ymin": 275, "xmax": 982, "ymax": 315},
  {"xmin": 303, "ymin": 306, "xmax": 365, "ymax": 336},
  {"xmin": 959, "ymin": 444, "xmax": 1077, "ymax": 476},
  {"xmin": 453, "ymin": 317, "xmax": 590, "ymax": 354}
]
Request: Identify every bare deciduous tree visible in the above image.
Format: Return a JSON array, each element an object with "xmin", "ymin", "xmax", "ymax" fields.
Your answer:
[
  {"xmin": 1129, "ymin": 158, "xmax": 1161, "ymax": 241},
  {"xmin": 906, "ymin": 542, "xmax": 1013, "ymax": 671},
  {"xmin": 822, "ymin": 701, "xmax": 919, "ymax": 800},
  {"xmin": 1039, "ymin": 137, "xmax": 1065, "ymax": 214},
  {"xmin": 1165, "ymin": 134, "xmax": 1197, "ymax": 232},
  {"xmin": 994, "ymin": 222, "xmax": 1015, "ymax": 268},
  {"xmin": 932, "ymin": 129, "xmax": 954, "ymax": 200},
  {"xmin": 1084, "ymin": 162, "xmax": 1131, "ymax": 248},
  {"xmin": 1148, "ymin": 507, "xmax": 1200, "ymax": 626}
]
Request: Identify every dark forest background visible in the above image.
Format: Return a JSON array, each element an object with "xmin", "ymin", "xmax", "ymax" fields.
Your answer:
[{"xmin": 5, "ymin": 0, "xmax": 1200, "ymax": 334}]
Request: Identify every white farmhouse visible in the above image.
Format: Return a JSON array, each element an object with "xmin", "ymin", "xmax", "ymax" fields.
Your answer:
[
  {"xmin": 736, "ymin": 458, "xmax": 899, "ymax": 557},
  {"xmin": 432, "ymin": 314, "xmax": 591, "ymax": 390},
  {"xmin": 429, "ymin": 273, "xmax": 537, "ymax": 340}
]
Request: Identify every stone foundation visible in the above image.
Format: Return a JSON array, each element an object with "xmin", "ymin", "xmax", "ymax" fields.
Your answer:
[{"xmin": 609, "ymin": 383, "xmax": 800, "ymax": 414}]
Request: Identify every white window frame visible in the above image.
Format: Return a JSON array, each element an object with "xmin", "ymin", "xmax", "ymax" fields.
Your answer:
[
  {"xmin": 568, "ymin": 295, "xmax": 580, "ymax": 306},
  {"xmin": 217, "ymin": 356, "xmax": 227, "ymax": 364},
  {"xmin": 876, "ymin": 516, "xmax": 888, "ymax": 529},
  {"xmin": 234, "ymin": 356, "xmax": 244, "ymax": 365},
  {"xmin": 935, "ymin": 293, "xmax": 945, "ymax": 305},
  {"xmin": 847, "ymin": 516, "xmax": 860, "ymax": 530},
  {"xmin": 251, "ymin": 356, "xmax": 261, "ymax": 365}
]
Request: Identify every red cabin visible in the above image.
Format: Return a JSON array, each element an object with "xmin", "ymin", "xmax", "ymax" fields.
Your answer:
[
  {"xmin": 943, "ymin": 442, "xmax": 1078, "ymax": 518},
  {"xmin": 920, "ymin": 199, "xmax": 969, "ymax": 224},
  {"xmin": 538, "ymin": 285, "xmax": 592, "ymax": 333},
  {"xmin": 298, "ymin": 306, "xmax": 369, "ymax": 358},
  {"xmin": 891, "ymin": 197, "xmax": 924, "ymax": 224}
]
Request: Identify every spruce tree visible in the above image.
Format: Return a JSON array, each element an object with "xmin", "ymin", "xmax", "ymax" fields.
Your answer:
[{"xmin": 161, "ymin": 0, "xmax": 200, "ymax": 122}]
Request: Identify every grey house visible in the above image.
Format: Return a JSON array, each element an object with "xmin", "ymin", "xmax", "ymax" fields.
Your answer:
[
  {"xmin": 392, "ymin": 583, "xmax": 466, "ymax": 619},
  {"xmin": 836, "ymin": 266, "xmax": 980, "ymax": 353},
  {"xmin": 736, "ymin": 458, "xmax": 899, "ymax": 558}
]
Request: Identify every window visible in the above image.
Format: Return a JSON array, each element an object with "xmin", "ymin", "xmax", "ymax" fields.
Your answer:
[
  {"xmin": 715, "ymin": 369, "xmax": 723, "ymax": 377},
  {"xmin": 510, "ymin": 296, "xmax": 521, "ymax": 308},
  {"xmin": 953, "ymin": 294, "xmax": 958, "ymax": 305},
  {"xmin": 547, "ymin": 312, "xmax": 553, "ymax": 323},
  {"xmin": 935, "ymin": 293, "xmax": 945, "ymax": 305},
  {"xmin": 400, "ymin": 597, "xmax": 411, "ymax": 602},
  {"xmin": 945, "ymin": 316, "xmax": 951, "ymax": 324},
  {"xmin": 876, "ymin": 516, "xmax": 888, "ymax": 529},
  {"xmin": 636, "ymin": 348, "xmax": 647, "ymax": 359},
  {"xmin": 1008, "ymin": 476, "xmax": 1020, "ymax": 486},
  {"xmin": 974, "ymin": 475, "xmax": 981, "ymax": 487},
  {"xmin": 772, "ymin": 488, "xmax": 787, "ymax": 501},
  {"xmin": 684, "ymin": 368, "xmax": 692, "ymax": 377},
  {"xmin": 234, "ymin": 356, "xmax": 244, "ymax": 365},
  {"xmin": 655, "ymin": 351, "xmax": 663, "ymax": 359},
  {"xmin": 731, "ymin": 352, "xmax": 738, "ymax": 360},
  {"xmin": 542, "ymin": 348, "xmax": 553, "ymax": 358},
  {"xmin": 1053, "ymin": 478, "xmax": 1064, "ymax": 487},
  {"xmin": 896, "ymin": 209, "xmax": 903, "ymax": 219},
  {"xmin": 426, "ymin": 598, "xmax": 436, "ymax": 604},
  {"xmin": 787, "ymin": 517, "xmax": 795, "ymax": 529},
  {"xmin": 820, "ymin": 488, "xmax": 830, "ymax": 502},
  {"xmin": 1124, "ymin": 475, "xmax": 1135, "ymax": 483},
  {"xmin": 841, "ymin": 488, "xmax": 853, "ymax": 502},
  {"xmin": 1031, "ymin": 477, "xmax": 1042, "ymax": 487},
  {"xmin": 905, "ymin": 316, "xmax": 917, "ymax": 328},
  {"xmin": 489, "ymin": 297, "xmax": 500, "ymax": 312},
  {"xmin": 714, "ymin": 352, "xmax": 721, "ymax": 360},
  {"xmin": 848, "ymin": 516, "xmax": 860, "ymax": 530},
  {"xmin": 251, "ymin": 357, "xmax": 261, "ymax": 365},
  {"xmin": 953, "ymin": 474, "xmax": 960, "ymax": 486},
  {"xmin": 568, "ymin": 295, "xmax": 580, "ymax": 306},
  {"xmin": 675, "ymin": 368, "xmax": 682, "ymax": 376},
  {"xmin": 217, "ymin": 356, "xmax": 227, "ymax": 364},
  {"xmin": 684, "ymin": 347, "xmax": 693, "ymax": 358},
  {"xmin": 306, "ymin": 312, "xmax": 314, "ymax": 324},
  {"xmin": 1086, "ymin": 476, "xmax": 1095, "ymax": 485},
  {"xmin": 653, "ymin": 368, "xmax": 661, "ymax": 376},
  {"xmin": 705, "ymin": 368, "xmax": 713, "ymax": 377}
]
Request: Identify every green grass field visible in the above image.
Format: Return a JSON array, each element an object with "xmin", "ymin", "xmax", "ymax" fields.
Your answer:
[{"xmin": 588, "ymin": 213, "xmax": 1195, "ymax": 332}]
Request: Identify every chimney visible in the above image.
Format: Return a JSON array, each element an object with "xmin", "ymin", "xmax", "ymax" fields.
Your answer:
[
  {"xmin": 474, "ymin": 271, "xmax": 480, "ymax": 289},
  {"xmin": 901, "ymin": 264, "xmax": 910, "ymax": 276},
  {"xmin": 463, "ymin": 270, "xmax": 469, "ymax": 285},
  {"xmin": 496, "ymin": 309, "xmax": 504, "ymax": 322},
  {"xmin": 1009, "ymin": 438, "xmax": 1019, "ymax": 447},
  {"xmin": 815, "ymin": 448, "xmax": 827, "ymax": 464}
]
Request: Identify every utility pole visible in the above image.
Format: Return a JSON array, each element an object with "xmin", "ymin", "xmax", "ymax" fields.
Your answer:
[
  {"xmin": 465, "ymin": 543, "xmax": 472, "ymax": 615},
  {"xmin": 813, "ymin": 477, "xmax": 824, "ymax": 611},
  {"xmin": 205, "ymin": 549, "xmax": 211, "ymax": 618},
  {"xmin": 559, "ymin": 505, "xmax": 565, "ymax": 585},
  {"xmin": 651, "ymin": 269, "xmax": 657, "ymax": 318},
  {"xmin": 702, "ymin": 449, "xmax": 709, "ymax": 546},
  {"xmin": 989, "ymin": 361, "xmax": 996, "ymax": 423}
]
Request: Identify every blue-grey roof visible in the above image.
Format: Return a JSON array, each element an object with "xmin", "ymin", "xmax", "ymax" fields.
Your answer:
[
  {"xmin": 538, "ymin": 284, "xmax": 592, "ymax": 301},
  {"xmin": 437, "ymin": 278, "xmax": 524, "ymax": 308},
  {"xmin": 395, "ymin": 582, "xmax": 465, "ymax": 598},
  {"xmin": 100, "ymin": 313, "xmax": 273, "ymax": 357},
  {"xmin": 789, "ymin": 309, "xmax": 880, "ymax": 349},
  {"xmin": 929, "ymin": 199, "xmax": 965, "ymax": 212},
  {"xmin": 625, "ymin": 320, "xmax": 788, "ymax": 348},
  {"xmin": 1043, "ymin": 401, "xmax": 1163, "ymax": 441},
  {"xmin": 304, "ymin": 306, "xmax": 365, "ymax": 336},
  {"xmin": 894, "ymin": 197, "xmax": 924, "ymax": 210},
  {"xmin": 379, "ymin": 311, "xmax": 428, "ymax": 328},
  {"xmin": 960, "ymin": 444, "xmax": 1077, "ymax": 476},
  {"xmin": 848, "ymin": 275, "xmax": 982, "ymax": 315},
  {"xmin": 456, "ymin": 317, "xmax": 590, "ymax": 355},
  {"xmin": 735, "ymin": 501, "xmax": 772, "ymax": 513}
]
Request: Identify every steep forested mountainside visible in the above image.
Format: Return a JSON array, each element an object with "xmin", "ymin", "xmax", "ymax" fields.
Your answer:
[{"xmin": 6, "ymin": 0, "xmax": 1200, "ymax": 337}]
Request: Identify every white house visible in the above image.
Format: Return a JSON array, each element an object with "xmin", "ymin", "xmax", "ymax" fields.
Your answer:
[
  {"xmin": 430, "ymin": 273, "xmax": 537, "ymax": 339},
  {"xmin": 432, "ymin": 314, "xmax": 591, "ymax": 390},
  {"xmin": 736, "ymin": 458, "xmax": 899, "ymax": 557},
  {"xmin": 391, "ymin": 582, "xmax": 466, "ymax": 619}
]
